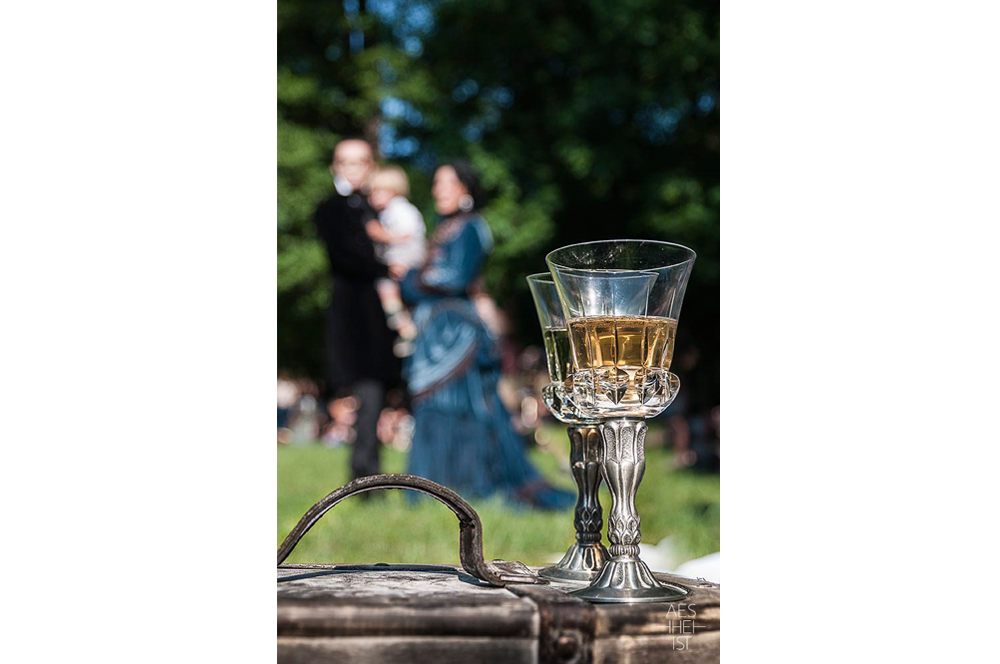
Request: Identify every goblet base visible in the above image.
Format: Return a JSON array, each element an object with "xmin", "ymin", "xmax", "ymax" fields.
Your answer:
[
  {"xmin": 538, "ymin": 542, "xmax": 610, "ymax": 582},
  {"xmin": 569, "ymin": 557, "xmax": 689, "ymax": 603}
]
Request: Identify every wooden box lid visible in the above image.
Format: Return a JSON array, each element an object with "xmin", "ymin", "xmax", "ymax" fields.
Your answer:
[{"xmin": 278, "ymin": 563, "xmax": 720, "ymax": 664}]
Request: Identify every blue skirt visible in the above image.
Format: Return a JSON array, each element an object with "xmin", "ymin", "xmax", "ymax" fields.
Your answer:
[{"xmin": 407, "ymin": 364, "xmax": 573, "ymax": 509}]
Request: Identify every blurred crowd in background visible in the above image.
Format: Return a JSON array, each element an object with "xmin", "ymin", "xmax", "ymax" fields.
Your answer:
[
  {"xmin": 278, "ymin": 1, "xmax": 721, "ymax": 494},
  {"xmin": 278, "ymin": 330, "xmax": 721, "ymax": 472}
]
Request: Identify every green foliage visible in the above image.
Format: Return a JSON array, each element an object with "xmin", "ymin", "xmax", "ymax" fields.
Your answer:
[{"xmin": 278, "ymin": 1, "xmax": 719, "ymax": 402}]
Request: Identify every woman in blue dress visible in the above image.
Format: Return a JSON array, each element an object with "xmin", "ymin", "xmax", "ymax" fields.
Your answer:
[{"xmin": 399, "ymin": 161, "xmax": 573, "ymax": 510}]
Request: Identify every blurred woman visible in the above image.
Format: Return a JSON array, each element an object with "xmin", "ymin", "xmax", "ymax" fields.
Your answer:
[{"xmin": 399, "ymin": 161, "xmax": 573, "ymax": 510}]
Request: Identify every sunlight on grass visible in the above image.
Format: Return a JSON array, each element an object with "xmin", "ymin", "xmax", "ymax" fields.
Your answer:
[{"xmin": 278, "ymin": 430, "xmax": 719, "ymax": 567}]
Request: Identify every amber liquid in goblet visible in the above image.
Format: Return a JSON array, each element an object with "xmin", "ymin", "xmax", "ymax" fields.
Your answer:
[
  {"xmin": 566, "ymin": 315, "xmax": 679, "ymax": 412},
  {"xmin": 567, "ymin": 315, "xmax": 677, "ymax": 370}
]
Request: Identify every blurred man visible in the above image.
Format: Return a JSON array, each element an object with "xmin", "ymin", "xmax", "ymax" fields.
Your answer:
[{"xmin": 313, "ymin": 138, "xmax": 400, "ymax": 481}]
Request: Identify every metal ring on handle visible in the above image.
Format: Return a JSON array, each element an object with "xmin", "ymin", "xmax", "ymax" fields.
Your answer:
[{"xmin": 276, "ymin": 473, "xmax": 545, "ymax": 587}]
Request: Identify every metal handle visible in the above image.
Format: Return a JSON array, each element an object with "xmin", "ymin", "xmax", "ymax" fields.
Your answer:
[{"xmin": 276, "ymin": 473, "xmax": 545, "ymax": 586}]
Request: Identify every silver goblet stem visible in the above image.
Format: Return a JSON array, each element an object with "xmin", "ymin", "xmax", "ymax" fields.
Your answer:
[
  {"xmin": 538, "ymin": 425, "xmax": 609, "ymax": 581},
  {"xmin": 571, "ymin": 418, "xmax": 689, "ymax": 603}
]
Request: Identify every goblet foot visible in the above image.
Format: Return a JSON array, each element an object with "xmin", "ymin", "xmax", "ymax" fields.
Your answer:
[
  {"xmin": 569, "ymin": 556, "xmax": 688, "ymax": 603},
  {"xmin": 538, "ymin": 541, "xmax": 610, "ymax": 582}
]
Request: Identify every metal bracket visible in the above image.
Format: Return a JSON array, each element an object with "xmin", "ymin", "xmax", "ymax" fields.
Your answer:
[{"xmin": 276, "ymin": 473, "xmax": 546, "ymax": 587}]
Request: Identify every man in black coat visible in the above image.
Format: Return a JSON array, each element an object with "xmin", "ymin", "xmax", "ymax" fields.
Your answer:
[{"xmin": 313, "ymin": 138, "xmax": 400, "ymax": 480}]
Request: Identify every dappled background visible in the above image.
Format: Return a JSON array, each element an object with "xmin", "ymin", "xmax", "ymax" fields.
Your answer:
[{"xmin": 278, "ymin": 0, "xmax": 719, "ymax": 570}]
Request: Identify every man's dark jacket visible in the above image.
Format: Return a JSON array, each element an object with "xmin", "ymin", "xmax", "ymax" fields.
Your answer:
[{"xmin": 313, "ymin": 190, "xmax": 400, "ymax": 395}]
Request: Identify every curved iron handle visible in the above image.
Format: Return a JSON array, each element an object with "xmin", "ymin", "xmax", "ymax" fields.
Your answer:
[{"xmin": 276, "ymin": 473, "xmax": 545, "ymax": 587}]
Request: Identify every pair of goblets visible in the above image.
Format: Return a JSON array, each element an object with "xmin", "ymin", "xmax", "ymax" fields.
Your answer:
[{"xmin": 527, "ymin": 240, "xmax": 695, "ymax": 603}]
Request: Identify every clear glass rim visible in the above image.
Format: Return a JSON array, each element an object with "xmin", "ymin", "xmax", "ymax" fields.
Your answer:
[
  {"xmin": 545, "ymin": 239, "xmax": 697, "ymax": 271},
  {"xmin": 526, "ymin": 272, "xmax": 554, "ymax": 284}
]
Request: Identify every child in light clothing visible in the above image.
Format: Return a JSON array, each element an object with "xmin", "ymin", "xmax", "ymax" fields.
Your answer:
[{"xmin": 366, "ymin": 166, "xmax": 426, "ymax": 354}]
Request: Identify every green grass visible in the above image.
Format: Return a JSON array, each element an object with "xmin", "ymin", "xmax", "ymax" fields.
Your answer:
[{"xmin": 278, "ymin": 428, "xmax": 719, "ymax": 567}]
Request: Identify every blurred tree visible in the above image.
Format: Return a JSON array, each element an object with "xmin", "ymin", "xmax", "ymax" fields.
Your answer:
[{"xmin": 278, "ymin": 0, "xmax": 719, "ymax": 408}]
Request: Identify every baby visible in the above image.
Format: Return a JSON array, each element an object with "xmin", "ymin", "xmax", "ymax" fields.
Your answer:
[{"xmin": 366, "ymin": 165, "xmax": 426, "ymax": 354}]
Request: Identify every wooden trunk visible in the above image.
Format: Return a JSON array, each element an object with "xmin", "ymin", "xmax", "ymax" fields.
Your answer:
[{"xmin": 278, "ymin": 563, "xmax": 720, "ymax": 664}]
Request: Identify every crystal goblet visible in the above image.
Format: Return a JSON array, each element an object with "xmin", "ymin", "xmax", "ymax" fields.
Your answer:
[
  {"xmin": 547, "ymin": 240, "xmax": 696, "ymax": 603},
  {"xmin": 527, "ymin": 273, "xmax": 609, "ymax": 582}
]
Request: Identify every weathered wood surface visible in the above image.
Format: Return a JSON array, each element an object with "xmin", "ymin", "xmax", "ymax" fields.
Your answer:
[
  {"xmin": 278, "ymin": 563, "xmax": 720, "ymax": 664},
  {"xmin": 278, "ymin": 564, "xmax": 538, "ymax": 639},
  {"xmin": 278, "ymin": 636, "xmax": 537, "ymax": 664}
]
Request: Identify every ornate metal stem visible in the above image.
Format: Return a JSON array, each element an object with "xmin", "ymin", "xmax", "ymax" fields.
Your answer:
[
  {"xmin": 571, "ymin": 418, "xmax": 688, "ymax": 603},
  {"xmin": 538, "ymin": 425, "xmax": 609, "ymax": 581}
]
